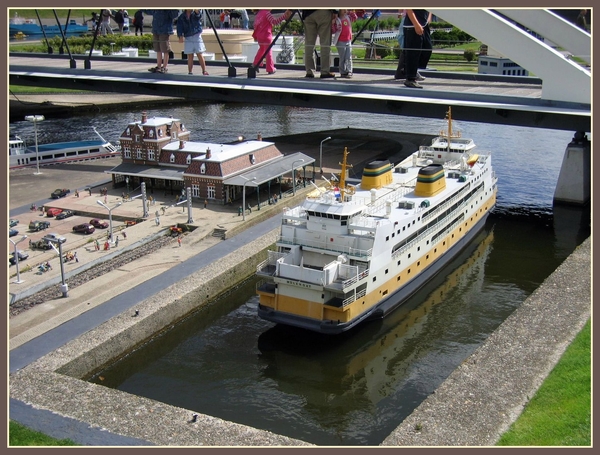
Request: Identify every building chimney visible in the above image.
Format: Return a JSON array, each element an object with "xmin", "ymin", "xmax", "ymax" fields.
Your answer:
[
  {"xmin": 179, "ymin": 140, "xmax": 184, "ymax": 149},
  {"xmin": 206, "ymin": 147, "xmax": 212, "ymax": 159},
  {"xmin": 141, "ymin": 111, "xmax": 148, "ymax": 124},
  {"xmin": 257, "ymin": 132, "xmax": 262, "ymax": 141}
]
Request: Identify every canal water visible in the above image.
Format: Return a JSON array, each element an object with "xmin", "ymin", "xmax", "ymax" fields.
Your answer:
[{"xmin": 10, "ymin": 103, "xmax": 591, "ymax": 445}]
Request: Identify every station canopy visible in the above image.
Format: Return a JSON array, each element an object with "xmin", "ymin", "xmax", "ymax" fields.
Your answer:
[{"xmin": 223, "ymin": 152, "xmax": 315, "ymax": 187}]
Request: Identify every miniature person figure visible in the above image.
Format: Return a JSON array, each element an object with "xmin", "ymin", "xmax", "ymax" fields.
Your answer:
[
  {"xmin": 177, "ymin": 236, "xmax": 182, "ymax": 247},
  {"xmin": 177, "ymin": 9, "xmax": 209, "ymax": 76},
  {"xmin": 123, "ymin": 231, "xmax": 127, "ymax": 239},
  {"xmin": 251, "ymin": 9, "xmax": 292, "ymax": 74},
  {"xmin": 115, "ymin": 236, "xmax": 119, "ymax": 247}
]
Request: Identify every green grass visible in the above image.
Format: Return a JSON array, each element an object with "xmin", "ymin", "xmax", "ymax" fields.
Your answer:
[
  {"xmin": 9, "ymin": 420, "xmax": 78, "ymax": 446},
  {"xmin": 497, "ymin": 318, "xmax": 591, "ymax": 446}
]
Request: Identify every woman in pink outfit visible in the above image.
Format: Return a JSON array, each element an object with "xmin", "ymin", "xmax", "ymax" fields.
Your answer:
[{"xmin": 252, "ymin": 9, "xmax": 292, "ymax": 74}]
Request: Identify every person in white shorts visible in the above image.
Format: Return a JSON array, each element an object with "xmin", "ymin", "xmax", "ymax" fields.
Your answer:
[{"xmin": 177, "ymin": 9, "xmax": 209, "ymax": 75}]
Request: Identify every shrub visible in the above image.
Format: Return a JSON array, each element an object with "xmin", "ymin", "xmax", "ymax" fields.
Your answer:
[{"xmin": 463, "ymin": 49, "xmax": 476, "ymax": 62}]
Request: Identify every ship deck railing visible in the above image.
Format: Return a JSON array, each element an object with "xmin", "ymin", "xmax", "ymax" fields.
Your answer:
[
  {"xmin": 392, "ymin": 213, "xmax": 465, "ymax": 259},
  {"xmin": 277, "ymin": 235, "xmax": 372, "ymax": 259},
  {"xmin": 341, "ymin": 287, "xmax": 367, "ymax": 308},
  {"xmin": 360, "ymin": 180, "xmax": 418, "ymax": 218}
]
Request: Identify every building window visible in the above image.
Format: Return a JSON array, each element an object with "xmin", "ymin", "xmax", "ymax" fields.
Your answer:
[
  {"xmin": 124, "ymin": 148, "xmax": 131, "ymax": 158},
  {"xmin": 249, "ymin": 154, "xmax": 256, "ymax": 164},
  {"xmin": 170, "ymin": 154, "xmax": 175, "ymax": 163},
  {"xmin": 136, "ymin": 149, "xmax": 143, "ymax": 160},
  {"xmin": 158, "ymin": 129, "xmax": 163, "ymax": 137},
  {"xmin": 192, "ymin": 184, "xmax": 200, "ymax": 197},
  {"xmin": 126, "ymin": 127, "xmax": 130, "ymax": 135},
  {"xmin": 187, "ymin": 154, "xmax": 192, "ymax": 165},
  {"xmin": 148, "ymin": 149, "xmax": 155, "ymax": 161},
  {"xmin": 149, "ymin": 129, "xmax": 154, "ymax": 138},
  {"xmin": 200, "ymin": 163, "xmax": 206, "ymax": 174},
  {"xmin": 207, "ymin": 185, "xmax": 216, "ymax": 199},
  {"xmin": 135, "ymin": 134, "xmax": 140, "ymax": 142}
]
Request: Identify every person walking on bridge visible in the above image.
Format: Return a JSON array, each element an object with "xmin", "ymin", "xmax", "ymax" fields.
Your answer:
[
  {"xmin": 144, "ymin": 9, "xmax": 180, "ymax": 74},
  {"xmin": 251, "ymin": 9, "xmax": 292, "ymax": 74}
]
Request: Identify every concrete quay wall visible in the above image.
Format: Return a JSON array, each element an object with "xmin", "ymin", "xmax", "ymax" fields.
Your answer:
[
  {"xmin": 10, "ymin": 226, "xmax": 310, "ymax": 446},
  {"xmin": 57, "ymin": 229, "xmax": 277, "ymax": 379}
]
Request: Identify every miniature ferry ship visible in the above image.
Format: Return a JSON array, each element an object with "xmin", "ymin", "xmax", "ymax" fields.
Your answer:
[
  {"xmin": 256, "ymin": 108, "xmax": 498, "ymax": 334},
  {"xmin": 9, "ymin": 128, "xmax": 119, "ymax": 169}
]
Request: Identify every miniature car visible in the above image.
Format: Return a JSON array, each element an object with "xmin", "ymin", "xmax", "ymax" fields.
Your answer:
[
  {"xmin": 9, "ymin": 219, "xmax": 18, "ymax": 228},
  {"xmin": 30, "ymin": 239, "xmax": 53, "ymax": 250},
  {"xmin": 9, "ymin": 250, "xmax": 29, "ymax": 265},
  {"xmin": 9, "ymin": 228, "xmax": 19, "ymax": 237},
  {"xmin": 72, "ymin": 224, "xmax": 95, "ymax": 235},
  {"xmin": 56, "ymin": 210, "xmax": 74, "ymax": 220},
  {"xmin": 89, "ymin": 218, "xmax": 109, "ymax": 229},
  {"xmin": 46, "ymin": 208, "xmax": 63, "ymax": 217},
  {"xmin": 51, "ymin": 188, "xmax": 71, "ymax": 199},
  {"xmin": 29, "ymin": 220, "xmax": 51, "ymax": 232},
  {"xmin": 44, "ymin": 232, "xmax": 67, "ymax": 244}
]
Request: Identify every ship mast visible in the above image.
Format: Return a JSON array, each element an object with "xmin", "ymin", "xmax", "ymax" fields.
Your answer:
[
  {"xmin": 440, "ymin": 106, "xmax": 460, "ymax": 152},
  {"xmin": 338, "ymin": 147, "xmax": 352, "ymax": 201}
]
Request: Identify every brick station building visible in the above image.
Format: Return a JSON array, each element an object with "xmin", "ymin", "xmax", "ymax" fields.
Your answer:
[{"xmin": 106, "ymin": 112, "xmax": 314, "ymax": 206}]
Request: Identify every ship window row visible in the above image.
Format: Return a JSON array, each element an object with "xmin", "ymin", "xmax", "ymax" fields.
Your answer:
[
  {"xmin": 391, "ymin": 194, "xmax": 470, "ymax": 256},
  {"xmin": 422, "ymin": 182, "xmax": 474, "ymax": 221},
  {"xmin": 306, "ymin": 211, "xmax": 350, "ymax": 221}
]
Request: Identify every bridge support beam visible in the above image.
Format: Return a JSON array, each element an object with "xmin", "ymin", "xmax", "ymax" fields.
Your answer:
[{"xmin": 553, "ymin": 132, "xmax": 590, "ymax": 206}]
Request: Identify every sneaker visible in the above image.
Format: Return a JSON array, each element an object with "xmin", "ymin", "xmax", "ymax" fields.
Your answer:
[
  {"xmin": 416, "ymin": 72, "xmax": 426, "ymax": 81},
  {"xmin": 188, "ymin": 72, "xmax": 193, "ymax": 75},
  {"xmin": 148, "ymin": 66, "xmax": 159, "ymax": 73},
  {"xmin": 305, "ymin": 72, "xmax": 315, "ymax": 78},
  {"xmin": 404, "ymin": 79, "xmax": 423, "ymax": 89},
  {"xmin": 340, "ymin": 73, "xmax": 353, "ymax": 79},
  {"xmin": 320, "ymin": 72, "xmax": 336, "ymax": 79}
]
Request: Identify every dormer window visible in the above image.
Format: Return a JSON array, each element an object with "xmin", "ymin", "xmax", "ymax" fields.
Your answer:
[
  {"xmin": 170, "ymin": 153, "xmax": 175, "ymax": 163},
  {"xmin": 181, "ymin": 124, "xmax": 185, "ymax": 131},
  {"xmin": 249, "ymin": 154, "xmax": 256, "ymax": 164},
  {"xmin": 200, "ymin": 163, "xmax": 206, "ymax": 174},
  {"xmin": 158, "ymin": 129, "xmax": 163, "ymax": 137},
  {"xmin": 126, "ymin": 127, "xmax": 130, "ymax": 135},
  {"xmin": 186, "ymin": 154, "xmax": 192, "ymax": 164},
  {"xmin": 135, "ymin": 134, "xmax": 140, "ymax": 142},
  {"xmin": 149, "ymin": 129, "xmax": 154, "ymax": 138}
]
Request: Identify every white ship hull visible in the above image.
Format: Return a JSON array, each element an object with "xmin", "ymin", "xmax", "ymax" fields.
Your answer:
[{"xmin": 257, "ymin": 109, "xmax": 498, "ymax": 334}]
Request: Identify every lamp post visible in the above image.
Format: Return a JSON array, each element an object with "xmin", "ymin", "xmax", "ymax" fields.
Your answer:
[
  {"xmin": 241, "ymin": 176, "xmax": 256, "ymax": 221},
  {"xmin": 292, "ymin": 159, "xmax": 305, "ymax": 196},
  {"xmin": 25, "ymin": 115, "xmax": 45, "ymax": 175},
  {"xmin": 97, "ymin": 200, "xmax": 123, "ymax": 242},
  {"xmin": 43, "ymin": 236, "xmax": 67, "ymax": 297},
  {"xmin": 9, "ymin": 235, "xmax": 28, "ymax": 284},
  {"xmin": 125, "ymin": 176, "xmax": 130, "ymax": 194},
  {"xmin": 319, "ymin": 136, "xmax": 332, "ymax": 176}
]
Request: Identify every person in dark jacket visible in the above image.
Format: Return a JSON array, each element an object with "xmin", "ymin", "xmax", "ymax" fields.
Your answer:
[
  {"xmin": 133, "ymin": 10, "xmax": 144, "ymax": 36},
  {"xmin": 143, "ymin": 9, "xmax": 180, "ymax": 73}
]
